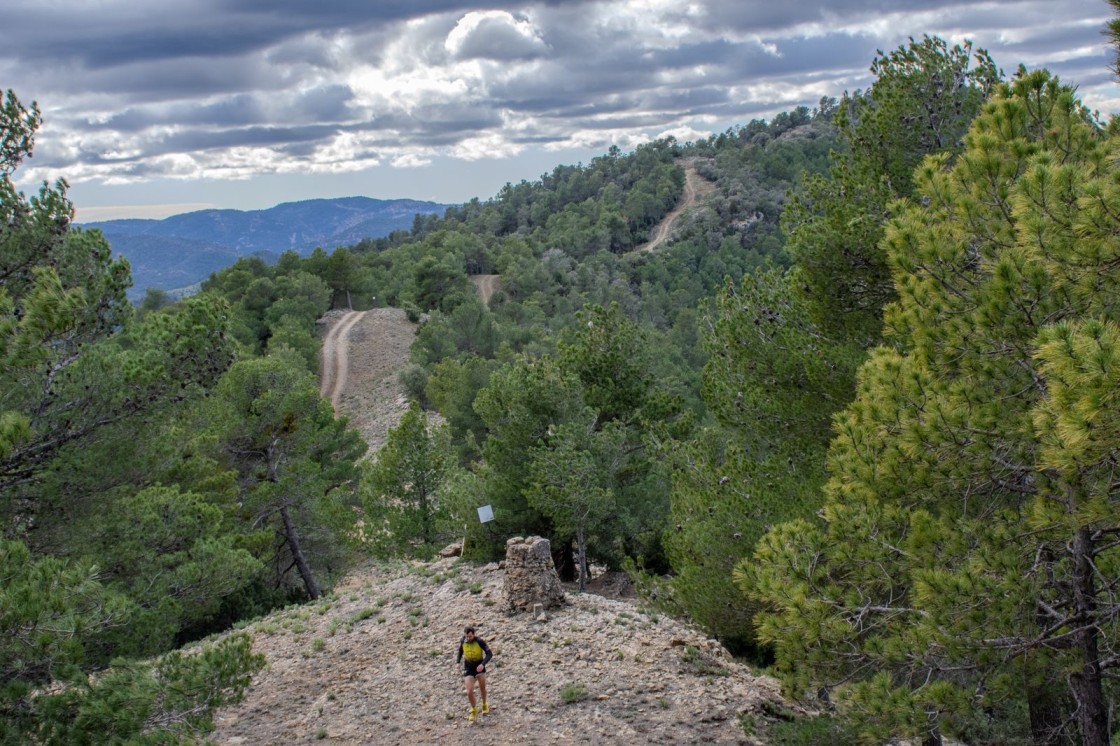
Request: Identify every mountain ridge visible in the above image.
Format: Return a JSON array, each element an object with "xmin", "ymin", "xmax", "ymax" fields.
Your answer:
[{"xmin": 82, "ymin": 196, "xmax": 451, "ymax": 298}]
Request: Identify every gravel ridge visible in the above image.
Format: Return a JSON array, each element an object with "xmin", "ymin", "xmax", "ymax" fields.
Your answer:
[{"xmin": 211, "ymin": 558, "xmax": 790, "ymax": 745}]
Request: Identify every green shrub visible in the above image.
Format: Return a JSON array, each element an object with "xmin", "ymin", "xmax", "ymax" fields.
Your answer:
[{"xmin": 559, "ymin": 683, "xmax": 589, "ymax": 704}]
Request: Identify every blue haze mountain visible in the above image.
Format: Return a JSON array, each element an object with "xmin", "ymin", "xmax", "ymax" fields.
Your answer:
[{"xmin": 82, "ymin": 196, "xmax": 450, "ymax": 297}]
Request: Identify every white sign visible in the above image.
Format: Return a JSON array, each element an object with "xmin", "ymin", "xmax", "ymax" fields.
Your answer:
[{"xmin": 477, "ymin": 504, "xmax": 494, "ymax": 523}]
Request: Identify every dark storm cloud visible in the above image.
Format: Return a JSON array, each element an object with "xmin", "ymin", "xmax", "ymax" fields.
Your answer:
[
  {"xmin": 96, "ymin": 123, "xmax": 342, "ymax": 162},
  {"xmin": 698, "ymin": 0, "xmax": 987, "ymax": 33},
  {"xmin": 3, "ymin": 0, "xmax": 1116, "ymax": 188},
  {"xmin": 97, "ymin": 86, "xmax": 358, "ymax": 133},
  {"xmin": 1, "ymin": 1, "xmax": 529, "ymax": 67},
  {"xmin": 31, "ymin": 55, "xmax": 287, "ymax": 103},
  {"xmin": 366, "ymin": 107, "xmax": 506, "ymax": 141}
]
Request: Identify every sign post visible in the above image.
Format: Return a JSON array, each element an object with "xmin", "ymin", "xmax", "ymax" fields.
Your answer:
[{"xmin": 464, "ymin": 505, "xmax": 495, "ymax": 558}]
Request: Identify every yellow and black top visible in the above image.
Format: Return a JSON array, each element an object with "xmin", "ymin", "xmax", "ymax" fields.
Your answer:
[{"xmin": 456, "ymin": 635, "xmax": 493, "ymax": 666}]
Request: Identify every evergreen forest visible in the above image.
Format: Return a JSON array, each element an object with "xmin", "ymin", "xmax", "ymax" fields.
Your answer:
[{"xmin": 3, "ymin": 27, "xmax": 1120, "ymax": 745}]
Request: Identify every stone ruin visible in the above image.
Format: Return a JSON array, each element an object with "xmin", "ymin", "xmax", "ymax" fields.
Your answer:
[{"xmin": 502, "ymin": 536, "xmax": 566, "ymax": 614}]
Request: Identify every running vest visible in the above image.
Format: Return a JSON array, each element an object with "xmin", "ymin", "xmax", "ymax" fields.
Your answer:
[{"xmin": 461, "ymin": 640, "xmax": 486, "ymax": 663}]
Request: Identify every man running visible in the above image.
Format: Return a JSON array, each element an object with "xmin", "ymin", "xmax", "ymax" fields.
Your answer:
[{"xmin": 455, "ymin": 626, "xmax": 493, "ymax": 722}]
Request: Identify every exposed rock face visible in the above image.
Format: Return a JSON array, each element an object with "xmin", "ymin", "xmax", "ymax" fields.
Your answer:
[{"xmin": 503, "ymin": 536, "xmax": 566, "ymax": 613}]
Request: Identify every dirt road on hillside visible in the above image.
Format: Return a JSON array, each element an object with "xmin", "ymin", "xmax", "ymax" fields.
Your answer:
[
  {"xmin": 320, "ymin": 311, "xmax": 364, "ymax": 410},
  {"xmin": 634, "ymin": 159, "xmax": 714, "ymax": 253},
  {"xmin": 471, "ymin": 274, "xmax": 500, "ymax": 305},
  {"xmin": 318, "ymin": 308, "xmax": 417, "ymax": 455}
]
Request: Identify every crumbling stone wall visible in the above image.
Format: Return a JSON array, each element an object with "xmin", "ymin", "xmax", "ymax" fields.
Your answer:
[{"xmin": 503, "ymin": 536, "xmax": 566, "ymax": 613}]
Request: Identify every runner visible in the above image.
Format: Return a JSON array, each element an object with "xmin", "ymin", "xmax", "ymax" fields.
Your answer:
[{"xmin": 455, "ymin": 626, "xmax": 493, "ymax": 722}]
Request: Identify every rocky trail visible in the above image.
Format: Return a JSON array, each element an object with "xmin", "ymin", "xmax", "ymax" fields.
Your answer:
[{"xmin": 211, "ymin": 557, "xmax": 792, "ymax": 745}]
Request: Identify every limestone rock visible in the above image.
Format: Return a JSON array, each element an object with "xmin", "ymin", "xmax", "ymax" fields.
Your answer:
[
  {"xmin": 503, "ymin": 536, "xmax": 566, "ymax": 613},
  {"xmin": 439, "ymin": 541, "xmax": 462, "ymax": 558}
]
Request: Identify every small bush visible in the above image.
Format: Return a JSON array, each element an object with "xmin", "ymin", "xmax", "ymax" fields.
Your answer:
[{"xmin": 559, "ymin": 683, "xmax": 589, "ymax": 704}]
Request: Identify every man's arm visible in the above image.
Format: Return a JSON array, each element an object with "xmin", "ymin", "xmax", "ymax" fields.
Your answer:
[
  {"xmin": 455, "ymin": 639, "xmax": 463, "ymax": 664},
  {"xmin": 480, "ymin": 639, "xmax": 493, "ymax": 665}
]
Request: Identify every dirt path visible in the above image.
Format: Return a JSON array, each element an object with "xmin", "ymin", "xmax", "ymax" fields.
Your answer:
[
  {"xmin": 318, "ymin": 308, "xmax": 417, "ymax": 455},
  {"xmin": 634, "ymin": 159, "xmax": 714, "ymax": 253},
  {"xmin": 320, "ymin": 310, "xmax": 364, "ymax": 410},
  {"xmin": 471, "ymin": 274, "xmax": 500, "ymax": 305}
]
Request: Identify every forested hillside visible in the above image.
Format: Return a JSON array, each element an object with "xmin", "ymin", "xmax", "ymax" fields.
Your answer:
[{"xmin": 3, "ymin": 27, "xmax": 1120, "ymax": 744}]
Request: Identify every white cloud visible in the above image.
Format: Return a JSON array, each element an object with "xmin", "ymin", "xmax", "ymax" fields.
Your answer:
[
  {"xmin": 451, "ymin": 132, "xmax": 525, "ymax": 160},
  {"xmin": 392, "ymin": 153, "xmax": 433, "ymax": 168},
  {"xmin": 445, "ymin": 10, "xmax": 548, "ymax": 60},
  {"xmin": 655, "ymin": 123, "xmax": 711, "ymax": 143}
]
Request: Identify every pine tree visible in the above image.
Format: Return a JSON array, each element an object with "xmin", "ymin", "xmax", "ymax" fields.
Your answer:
[
  {"xmin": 203, "ymin": 353, "xmax": 366, "ymax": 599},
  {"xmin": 0, "ymin": 538, "xmax": 263, "ymax": 743},
  {"xmin": 784, "ymin": 36, "xmax": 999, "ymax": 342},
  {"xmin": 664, "ymin": 37, "xmax": 1001, "ymax": 658},
  {"xmin": 528, "ymin": 416, "xmax": 626, "ymax": 591},
  {"xmin": 364, "ymin": 401, "xmax": 455, "ymax": 553},
  {"xmin": 473, "ymin": 355, "xmax": 586, "ymax": 558},
  {"xmin": 665, "ymin": 269, "xmax": 862, "ymax": 652},
  {"xmin": 746, "ymin": 71, "xmax": 1120, "ymax": 744}
]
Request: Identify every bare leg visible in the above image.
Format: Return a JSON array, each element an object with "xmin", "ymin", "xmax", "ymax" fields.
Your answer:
[
  {"xmin": 478, "ymin": 673, "xmax": 488, "ymax": 705},
  {"xmin": 463, "ymin": 675, "xmax": 477, "ymax": 709}
]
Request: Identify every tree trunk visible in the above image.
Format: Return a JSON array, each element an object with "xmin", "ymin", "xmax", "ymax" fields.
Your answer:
[
  {"xmin": 1025, "ymin": 613, "xmax": 1065, "ymax": 746},
  {"xmin": 419, "ymin": 483, "xmax": 431, "ymax": 545},
  {"xmin": 1070, "ymin": 526, "xmax": 1108, "ymax": 746},
  {"xmin": 280, "ymin": 504, "xmax": 321, "ymax": 599},
  {"xmin": 553, "ymin": 541, "xmax": 576, "ymax": 582},
  {"xmin": 576, "ymin": 525, "xmax": 587, "ymax": 593},
  {"xmin": 1024, "ymin": 658, "xmax": 1064, "ymax": 746},
  {"xmin": 1025, "ymin": 543, "xmax": 1065, "ymax": 746}
]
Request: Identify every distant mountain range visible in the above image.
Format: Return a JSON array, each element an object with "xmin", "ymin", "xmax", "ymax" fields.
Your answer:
[{"xmin": 81, "ymin": 196, "xmax": 450, "ymax": 298}]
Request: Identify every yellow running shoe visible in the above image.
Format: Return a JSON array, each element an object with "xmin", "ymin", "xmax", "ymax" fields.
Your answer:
[
  {"xmin": 482, "ymin": 701, "xmax": 490, "ymax": 715},
  {"xmin": 468, "ymin": 707, "xmax": 477, "ymax": 723}
]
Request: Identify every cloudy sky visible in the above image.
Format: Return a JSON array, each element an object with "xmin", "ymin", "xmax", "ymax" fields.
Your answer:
[{"xmin": 2, "ymin": 0, "xmax": 1118, "ymax": 220}]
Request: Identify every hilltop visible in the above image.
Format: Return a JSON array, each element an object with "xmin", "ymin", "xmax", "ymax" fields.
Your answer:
[{"xmin": 210, "ymin": 556, "xmax": 794, "ymax": 745}]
